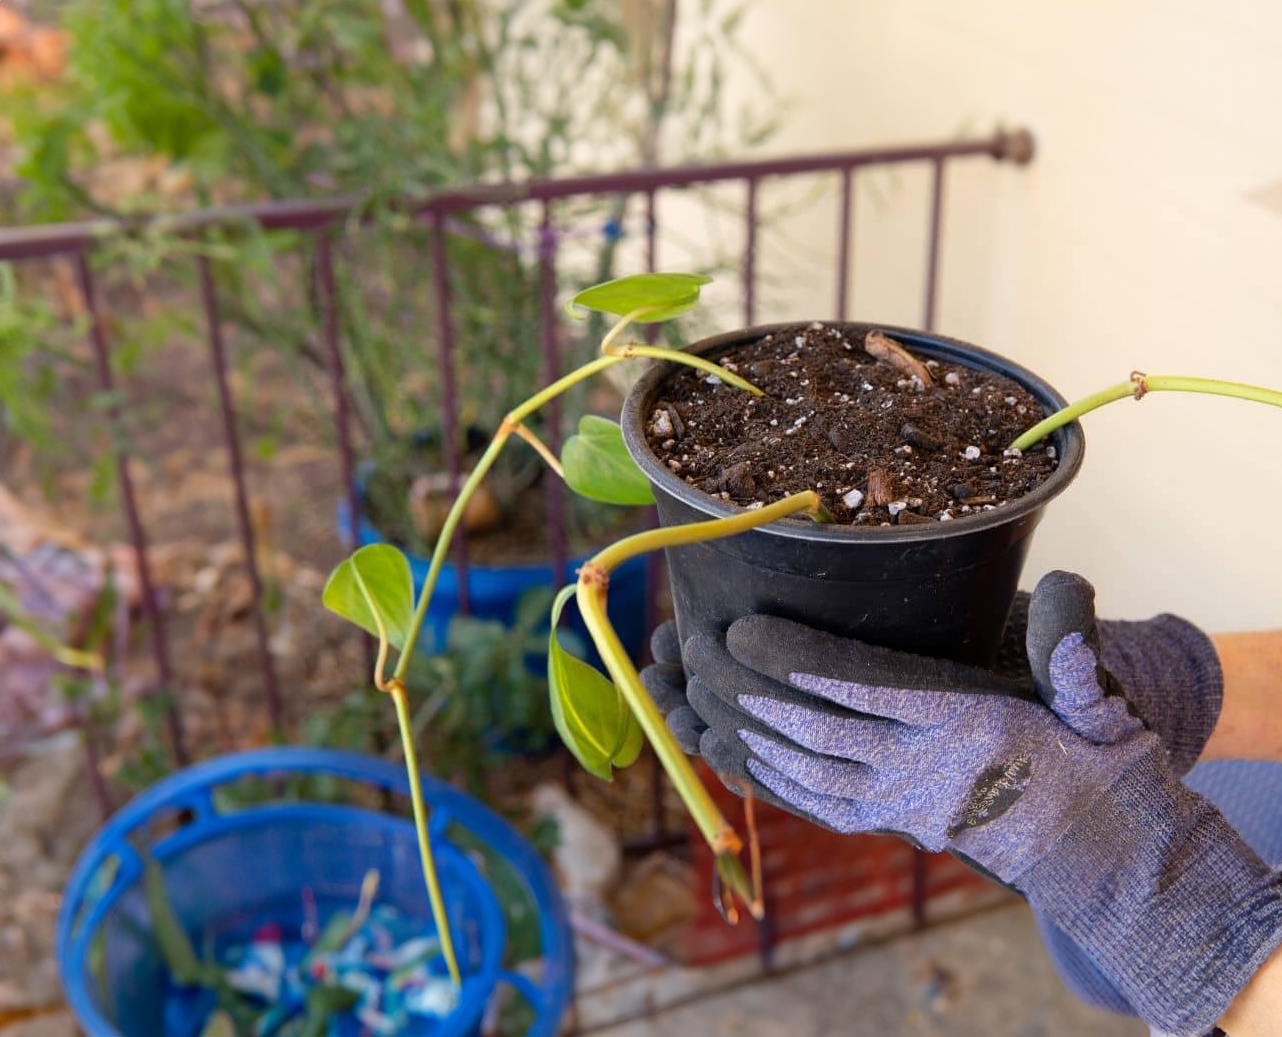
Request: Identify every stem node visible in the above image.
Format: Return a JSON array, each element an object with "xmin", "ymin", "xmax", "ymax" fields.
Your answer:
[{"xmin": 578, "ymin": 562, "xmax": 609, "ymax": 590}]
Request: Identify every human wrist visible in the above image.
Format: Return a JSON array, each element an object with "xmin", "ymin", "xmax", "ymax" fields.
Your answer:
[
  {"xmin": 1098, "ymin": 613, "xmax": 1223, "ymax": 775},
  {"xmin": 1020, "ymin": 749, "xmax": 1282, "ymax": 1035}
]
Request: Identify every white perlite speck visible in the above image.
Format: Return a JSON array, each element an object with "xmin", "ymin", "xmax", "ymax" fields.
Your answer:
[
  {"xmin": 963, "ymin": 445, "xmax": 981, "ymax": 460},
  {"xmin": 887, "ymin": 501, "xmax": 907, "ymax": 517},
  {"xmin": 939, "ymin": 510, "xmax": 954, "ymax": 522},
  {"xmin": 706, "ymin": 374, "xmax": 721, "ymax": 385},
  {"xmin": 1005, "ymin": 396, "xmax": 1017, "ymax": 406},
  {"xmin": 1003, "ymin": 447, "xmax": 1022, "ymax": 458},
  {"xmin": 944, "ymin": 372, "xmax": 961, "ymax": 386},
  {"xmin": 794, "ymin": 336, "xmax": 805, "ymax": 347},
  {"xmin": 842, "ymin": 488, "xmax": 864, "ymax": 510},
  {"xmin": 1047, "ymin": 446, "xmax": 1057, "ymax": 459}
]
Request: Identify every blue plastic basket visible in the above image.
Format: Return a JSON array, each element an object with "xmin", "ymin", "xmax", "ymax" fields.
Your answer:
[{"xmin": 57, "ymin": 748, "xmax": 573, "ymax": 1037}]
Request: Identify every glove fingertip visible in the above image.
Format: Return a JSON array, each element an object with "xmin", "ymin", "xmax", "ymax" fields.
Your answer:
[
  {"xmin": 680, "ymin": 628, "xmax": 729, "ymax": 675},
  {"xmin": 664, "ymin": 705, "xmax": 706, "ymax": 754},
  {"xmin": 649, "ymin": 620, "xmax": 682, "ymax": 667},
  {"xmin": 639, "ymin": 661, "xmax": 688, "ymax": 714},
  {"xmin": 725, "ymin": 614, "xmax": 804, "ymax": 682},
  {"xmin": 1028, "ymin": 570, "xmax": 1102, "ymax": 703},
  {"xmin": 699, "ymin": 728, "xmax": 750, "ymax": 782}
]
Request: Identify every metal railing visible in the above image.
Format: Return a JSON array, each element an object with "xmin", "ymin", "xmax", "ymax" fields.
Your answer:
[{"xmin": 0, "ymin": 128, "xmax": 1034, "ymax": 872}]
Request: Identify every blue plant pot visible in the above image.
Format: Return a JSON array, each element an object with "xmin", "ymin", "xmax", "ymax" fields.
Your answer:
[
  {"xmin": 57, "ymin": 748, "xmax": 573, "ymax": 1037},
  {"xmin": 337, "ymin": 491, "xmax": 650, "ymax": 664}
]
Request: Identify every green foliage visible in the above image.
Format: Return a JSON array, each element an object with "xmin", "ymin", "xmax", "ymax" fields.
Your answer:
[
  {"xmin": 546, "ymin": 585, "xmax": 641, "ymax": 781},
  {"xmin": 322, "ymin": 544, "xmax": 416, "ymax": 652},
  {"xmin": 110, "ymin": 690, "xmax": 180, "ymax": 794},
  {"xmin": 566, "ymin": 272, "xmax": 711, "ymax": 323},
  {"xmin": 0, "ymin": 263, "xmax": 78, "ymax": 456},
  {"xmin": 306, "ymin": 587, "xmax": 564, "ymax": 793},
  {"xmin": 142, "ymin": 851, "xmax": 205, "ymax": 986},
  {"xmin": 561, "ymin": 416, "xmax": 654, "ymax": 506},
  {"xmin": 406, "ymin": 586, "xmax": 565, "ymax": 786}
]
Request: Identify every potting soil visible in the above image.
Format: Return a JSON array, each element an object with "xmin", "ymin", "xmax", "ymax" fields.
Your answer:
[{"xmin": 646, "ymin": 323, "xmax": 1059, "ymax": 525}]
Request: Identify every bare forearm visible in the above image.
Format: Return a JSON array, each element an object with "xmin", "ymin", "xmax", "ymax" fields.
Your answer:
[
  {"xmin": 1220, "ymin": 941, "xmax": 1282, "ymax": 1034},
  {"xmin": 1199, "ymin": 630, "xmax": 1282, "ymax": 763}
]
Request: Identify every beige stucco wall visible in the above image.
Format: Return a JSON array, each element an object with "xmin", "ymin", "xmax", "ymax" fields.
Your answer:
[{"xmin": 710, "ymin": 0, "xmax": 1282, "ymax": 631}]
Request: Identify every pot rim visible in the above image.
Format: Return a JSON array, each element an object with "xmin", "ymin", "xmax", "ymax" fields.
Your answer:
[{"xmin": 621, "ymin": 320, "xmax": 1085, "ymax": 545}]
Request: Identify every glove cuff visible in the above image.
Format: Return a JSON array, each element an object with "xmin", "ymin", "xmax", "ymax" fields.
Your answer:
[
  {"xmin": 1021, "ymin": 748, "xmax": 1282, "ymax": 1035},
  {"xmin": 1098, "ymin": 613, "xmax": 1223, "ymax": 776}
]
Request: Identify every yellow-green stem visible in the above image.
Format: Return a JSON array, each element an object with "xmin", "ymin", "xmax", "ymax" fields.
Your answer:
[
  {"xmin": 379, "ymin": 322, "xmax": 779, "ymax": 969},
  {"xmin": 1011, "ymin": 375, "xmax": 1282, "ymax": 452},
  {"xmin": 510, "ymin": 422, "xmax": 565, "ymax": 479},
  {"xmin": 599, "ymin": 308, "xmax": 646, "ymax": 353},
  {"xmin": 608, "ymin": 342, "xmax": 763, "ymax": 396},
  {"xmin": 391, "ymin": 681, "xmax": 462, "ymax": 987},
  {"xmin": 576, "ymin": 492, "xmax": 820, "ymax": 852},
  {"xmin": 392, "ymin": 354, "xmax": 625, "ymax": 682}
]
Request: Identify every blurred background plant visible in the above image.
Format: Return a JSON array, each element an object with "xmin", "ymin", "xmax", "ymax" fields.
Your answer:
[
  {"xmin": 1, "ymin": 0, "xmax": 776, "ymax": 556},
  {"xmin": 303, "ymin": 587, "xmax": 570, "ymax": 798},
  {"xmin": 0, "ymin": 0, "xmax": 775, "ymax": 802}
]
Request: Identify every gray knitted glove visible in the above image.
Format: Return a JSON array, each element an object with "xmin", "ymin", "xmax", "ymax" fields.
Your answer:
[
  {"xmin": 642, "ymin": 571, "xmax": 1222, "ymax": 778},
  {"xmin": 669, "ymin": 576, "xmax": 1271, "ymax": 1036}
]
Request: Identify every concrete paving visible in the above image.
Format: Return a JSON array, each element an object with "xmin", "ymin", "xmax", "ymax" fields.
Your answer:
[{"xmin": 587, "ymin": 902, "xmax": 1147, "ymax": 1036}]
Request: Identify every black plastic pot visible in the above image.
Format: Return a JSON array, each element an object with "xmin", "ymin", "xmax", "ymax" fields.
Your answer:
[{"xmin": 621, "ymin": 322, "xmax": 1085, "ymax": 666}]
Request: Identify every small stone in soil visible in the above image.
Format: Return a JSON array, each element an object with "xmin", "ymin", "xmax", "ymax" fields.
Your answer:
[
  {"xmin": 650, "ymin": 409, "xmax": 673, "ymax": 438},
  {"xmin": 842, "ymin": 488, "xmax": 864, "ymax": 510}
]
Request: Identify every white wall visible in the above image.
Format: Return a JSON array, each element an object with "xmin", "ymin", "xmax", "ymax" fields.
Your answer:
[{"xmin": 709, "ymin": 0, "xmax": 1282, "ymax": 631}]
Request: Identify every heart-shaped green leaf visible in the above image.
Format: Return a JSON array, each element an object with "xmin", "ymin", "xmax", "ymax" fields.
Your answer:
[
  {"xmin": 566, "ymin": 273, "xmax": 711, "ymax": 324},
  {"xmin": 561, "ymin": 415, "xmax": 655, "ymax": 506},
  {"xmin": 322, "ymin": 544, "xmax": 415, "ymax": 650},
  {"xmin": 612, "ymin": 701, "xmax": 644, "ymax": 769},
  {"xmin": 547, "ymin": 585, "xmax": 641, "ymax": 781}
]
